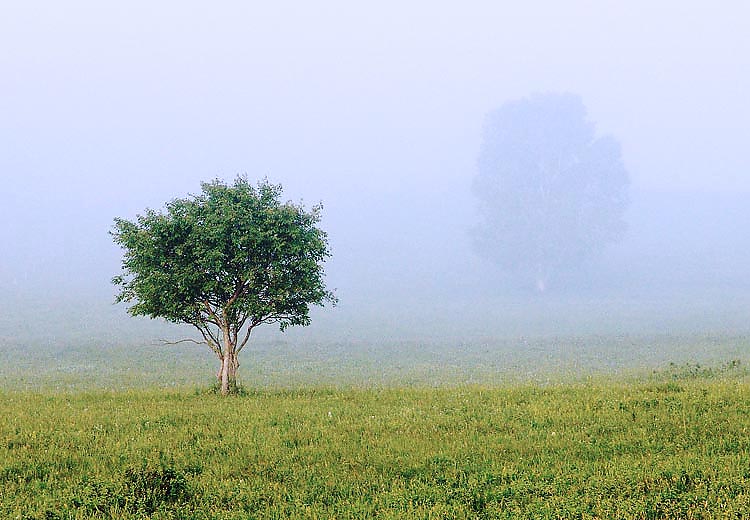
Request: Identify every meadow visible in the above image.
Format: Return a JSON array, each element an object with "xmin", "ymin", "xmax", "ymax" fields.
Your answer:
[{"xmin": 1, "ymin": 333, "xmax": 750, "ymax": 518}]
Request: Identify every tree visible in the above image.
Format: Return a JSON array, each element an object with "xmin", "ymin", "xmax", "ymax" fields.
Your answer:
[
  {"xmin": 471, "ymin": 93, "xmax": 629, "ymax": 292},
  {"xmin": 111, "ymin": 176, "xmax": 335, "ymax": 395}
]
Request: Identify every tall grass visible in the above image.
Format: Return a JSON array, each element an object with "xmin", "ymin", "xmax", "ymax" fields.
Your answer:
[{"xmin": 2, "ymin": 363, "xmax": 749, "ymax": 518}]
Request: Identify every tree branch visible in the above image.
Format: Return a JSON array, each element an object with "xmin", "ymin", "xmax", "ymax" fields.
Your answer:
[
  {"xmin": 191, "ymin": 323, "xmax": 224, "ymax": 359},
  {"xmin": 226, "ymin": 280, "xmax": 247, "ymax": 308},
  {"xmin": 159, "ymin": 338, "xmax": 207, "ymax": 346},
  {"xmin": 236, "ymin": 321, "xmax": 259, "ymax": 354},
  {"xmin": 203, "ymin": 299, "xmax": 222, "ymax": 325},
  {"xmin": 206, "ymin": 327, "xmax": 224, "ymax": 356},
  {"xmin": 258, "ymin": 314, "xmax": 289, "ymax": 325}
]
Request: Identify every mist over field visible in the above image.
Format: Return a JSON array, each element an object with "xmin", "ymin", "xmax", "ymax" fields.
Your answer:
[
  {"xmin": 1, "ymin": 1, "xmax": 749, "ymax": 359},
  {"xmin": 5, "ymin": 8, "xmax": 750, "ymax": 518}
]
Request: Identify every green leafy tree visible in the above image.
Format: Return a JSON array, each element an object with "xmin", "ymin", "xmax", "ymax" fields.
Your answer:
[
  {"xmin": 112, "ymin": 176, "xmax": 335, "ymax": 395},
  {"xmin": 472, "ymin": 93, "xmax": 629, "ymax": 292}
]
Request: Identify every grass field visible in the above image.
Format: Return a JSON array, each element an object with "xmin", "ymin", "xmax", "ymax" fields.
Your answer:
[{"xmin": 1, "ymin": 335, "xmax": 749, "ymax": 518}]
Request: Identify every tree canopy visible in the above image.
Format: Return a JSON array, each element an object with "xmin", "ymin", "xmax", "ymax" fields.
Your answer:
[
  {"xmin": 472, "ymin": 93, "xmax": 630, "ymax": 292},
  {"xmin": 112, "ymin": 176, "xmax": 335, "ymax": 394}
]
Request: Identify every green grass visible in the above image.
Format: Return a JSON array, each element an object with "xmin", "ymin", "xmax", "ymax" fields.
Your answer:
[
  {"xmin": 2, "ymin": 364, "xmax": 750, "ymax": 519},
  {"xmin": 2, "ymin": 334, "xmax": 749, "ymax": 518}
]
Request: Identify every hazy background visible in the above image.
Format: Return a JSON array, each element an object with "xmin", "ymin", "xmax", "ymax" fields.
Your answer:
[{"xmin": 1, "ymin": 1, "xmax": 749, "ymax": 350}]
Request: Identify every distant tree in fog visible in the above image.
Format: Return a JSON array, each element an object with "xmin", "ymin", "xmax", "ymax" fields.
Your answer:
[
  {"xmin": 472, "ymin": 93, "xmax": 629, "ymax": 292},
  {"xmin": 111, "ymin": 176, "xmax": 336, "ymax": 395}
]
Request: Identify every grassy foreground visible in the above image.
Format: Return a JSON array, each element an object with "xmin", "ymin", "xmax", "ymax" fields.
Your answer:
[{"xmin": 2, "ymin": 367, "xmax": 750, "ymax": 519}]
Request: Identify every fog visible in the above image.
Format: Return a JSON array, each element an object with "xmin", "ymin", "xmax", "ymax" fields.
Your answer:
[{"xmin": 2, "ymin": 1, "xmax": 749, "ymax": 347}]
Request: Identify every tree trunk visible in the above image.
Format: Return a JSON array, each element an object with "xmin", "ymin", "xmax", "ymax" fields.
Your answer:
[
  {"xmin": 219, "ymin": 350, "xmax": 239, "ymax": 396},
  {"xmin": 219, "ymin": 327, "xmax": 239, "ymax": 396}
]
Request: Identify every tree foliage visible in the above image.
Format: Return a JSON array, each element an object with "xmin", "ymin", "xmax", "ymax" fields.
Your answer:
[
  {"xmin": 472, "ymin": 93, "xmax": 629, "ymax": 292},
  {"xmin": 111, "ymin": 176, "xmax": 335, "ymax": 394}
]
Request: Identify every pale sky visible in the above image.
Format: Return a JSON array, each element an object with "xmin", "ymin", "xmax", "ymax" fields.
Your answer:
[
  {"xmin": 1, "ymin": 1, "xmax": 749, "ymax": 304},
  {"xmin": 2, "ymin": 2, "xmax": 749, "ymax": 199}
]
